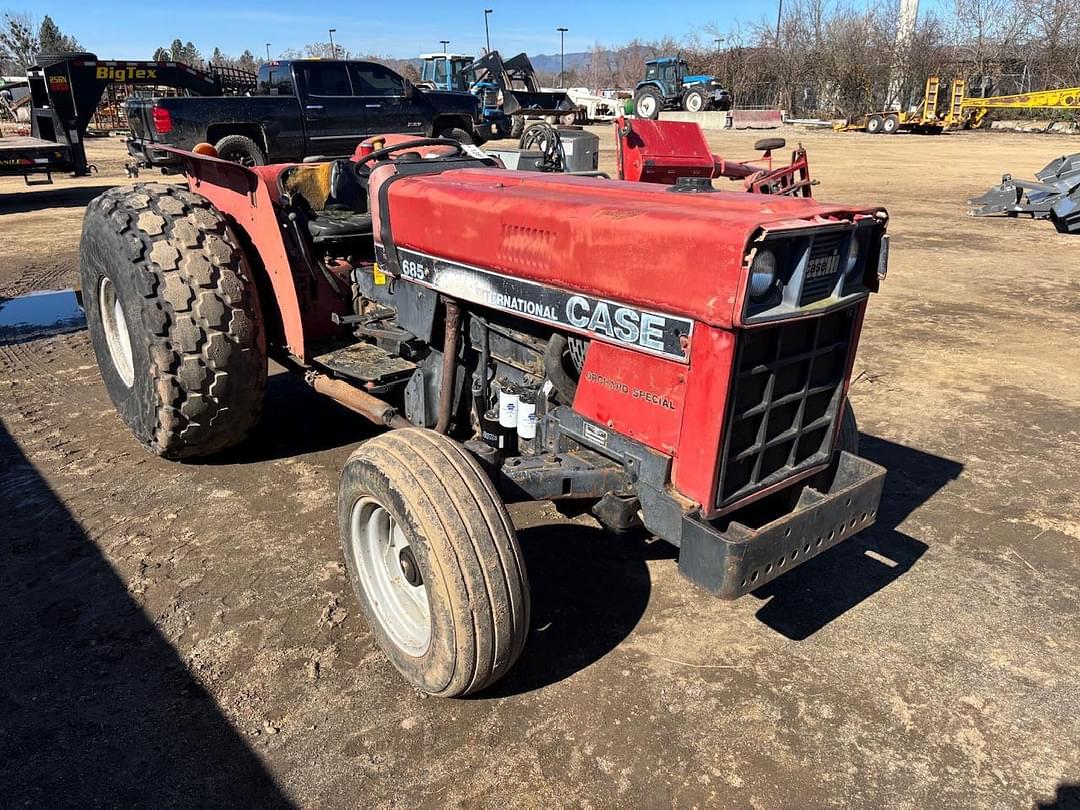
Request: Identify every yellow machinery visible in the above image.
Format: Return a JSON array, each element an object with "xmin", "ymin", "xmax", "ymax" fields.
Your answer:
[
  {"xmin": 838, "ymin": 76, "xmax": 1080, "ymax": 133},
  {"xmin": 836, "ymin": 77, "xmax": 951, "ymax": 134},
  {"xmin": 949, "ymin": 81, "xmax": 1080, "ymax": 128}
]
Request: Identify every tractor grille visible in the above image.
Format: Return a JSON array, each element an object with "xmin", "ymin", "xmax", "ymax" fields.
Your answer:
[
  {"xmin": 716, "ymin": 306, "xmax": 856, "ymax": 509},
  {"xmin": 481, "ymin": 88, "xmax": 500, "ymax": 108},
  {"xmin": 799, "ymin": 231, "xmax": 844, "ymax": 306}
]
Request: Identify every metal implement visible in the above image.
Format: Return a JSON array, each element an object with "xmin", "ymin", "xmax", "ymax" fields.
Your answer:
[{"xmin": 968, "ymin": 153, "xmax": 1080, "ymax": 234}]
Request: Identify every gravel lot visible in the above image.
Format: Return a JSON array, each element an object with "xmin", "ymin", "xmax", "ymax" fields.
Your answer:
[{"xmin": 1, "ymin": 128, "xmax": 1078, "ymax": 809}]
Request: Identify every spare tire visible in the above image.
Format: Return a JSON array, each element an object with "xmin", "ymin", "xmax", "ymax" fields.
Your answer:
[{"xmin": 79, "ymin": 183, "xmax": 266, "ymax": 459}]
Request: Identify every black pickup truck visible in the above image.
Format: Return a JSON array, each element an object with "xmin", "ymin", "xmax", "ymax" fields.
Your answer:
[{"xmin": 127, "ymin": 59, "xmax": 482, "ymax": 168}]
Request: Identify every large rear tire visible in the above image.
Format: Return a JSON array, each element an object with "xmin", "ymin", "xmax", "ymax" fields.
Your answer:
[
  {"xmin": 79, "ymin": 183, "xmax": 266, "ymax": 459},
  {"xmin": 338, "ymin": 428, "xmax": 530, "ymax": 697}
]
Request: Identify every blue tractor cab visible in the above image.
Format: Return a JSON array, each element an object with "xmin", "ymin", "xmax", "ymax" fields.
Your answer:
[{"xmin": 633, "ymin": 56, "xmax": 732, "ymax": 119}]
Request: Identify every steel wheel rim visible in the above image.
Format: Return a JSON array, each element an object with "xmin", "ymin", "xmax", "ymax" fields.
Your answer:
[
  {"xmin": 351, "ymin": 497, "xmax": 431, "ymax": 657},
  {"xmin": 639, "ymin": 96, "xmax": 656, "ymax": 117},
  {"xmin": 687, "ymin": 94, "xmax": 702, "ymax": 111},
  {"xmin": 98, "ymin": 276, "xmax": 134, "ymax": 387}
]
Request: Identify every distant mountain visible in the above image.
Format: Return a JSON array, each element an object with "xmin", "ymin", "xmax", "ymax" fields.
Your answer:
[{"xmin": 527, "ymin": 52, "xmax": 591, "ymax": 74}]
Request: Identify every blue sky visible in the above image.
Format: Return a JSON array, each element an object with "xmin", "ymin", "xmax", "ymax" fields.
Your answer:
[{"xmin": 34, "ymin": 0, "xmax": 817, "ymax": 61}]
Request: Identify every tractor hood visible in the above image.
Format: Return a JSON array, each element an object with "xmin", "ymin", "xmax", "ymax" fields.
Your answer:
[
  {"xmin": 375, "ymin": 168, "xmax": 885, "ymax": 330},
  {"xmin": 683, "ymin": 75, "xmax": 719, "ymax": 85}
]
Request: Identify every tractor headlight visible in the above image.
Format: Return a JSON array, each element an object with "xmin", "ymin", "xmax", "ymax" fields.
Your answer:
[{"xmin": 749, "ymin": 248, "xmax": 779, "ymax": 300}]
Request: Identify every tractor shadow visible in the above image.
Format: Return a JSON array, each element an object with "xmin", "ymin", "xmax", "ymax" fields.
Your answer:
[
  {"xmin": 202, "ymin": 364, "xmax": 378, "ymax": 465},
  {"xmin": 749, "ymin": 433, "xmax": 963, "ymax": 640},
  {"xmin": 0, "ymin": 418, "xmax": 292, "ymax": 808},
  {"xmin": 0, "ymin": 184, "xmax": 117, "ymax": 214},
  {"xmin": 484, "ymin": 519, "xmax": 674, "ymax": 697}
]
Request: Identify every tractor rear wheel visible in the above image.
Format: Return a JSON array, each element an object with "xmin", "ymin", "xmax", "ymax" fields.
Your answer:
[
  {"xmin": 683, "ymin": 89, "xmax": 705, "ymax": 112},
  {"xmin": 338, "ymin": 428, "xmax": 530, "ymax": 697},
  {"xmin": 79, "ymin": 183, "xmax": 266, "ymax": 459},
  {"xmin": 634, "ymin": 87, "xmax": 662, "ymax": 119},
  {"xmin": 865, "ymin": 115, "xmax": 884, "ymax": 134}
]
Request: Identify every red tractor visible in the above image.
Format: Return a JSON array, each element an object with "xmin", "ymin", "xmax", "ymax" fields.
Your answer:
[{"xmin": 79, "ymin": 134, "xmax": 889, "ymax": 696}]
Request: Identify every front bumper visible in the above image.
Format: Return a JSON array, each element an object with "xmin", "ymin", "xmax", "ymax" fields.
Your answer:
[{"xmin": 677, "ymin": 451, "xmax": 886, "ymax": 598}]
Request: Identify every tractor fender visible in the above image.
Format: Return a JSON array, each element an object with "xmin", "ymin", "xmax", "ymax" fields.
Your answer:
[{"xmin": 151, "ymin": 145, "xmax": 311, "ymax": 360}]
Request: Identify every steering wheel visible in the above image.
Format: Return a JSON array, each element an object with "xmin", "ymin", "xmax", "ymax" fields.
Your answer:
[{"xmin": 352, "ymin": 137, "xmax": 466, "ymax": 176}]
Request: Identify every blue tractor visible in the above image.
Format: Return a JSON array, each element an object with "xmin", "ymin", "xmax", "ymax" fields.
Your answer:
[
  {"xmin": 633, "ymin": 56, "xmax": 732, "ymax": 119},
  {"xmin": 419, "ymin": 51, "xmax": 574, "ymax": 140}
]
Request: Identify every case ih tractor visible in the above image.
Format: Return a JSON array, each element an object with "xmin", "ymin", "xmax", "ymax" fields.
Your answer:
[{"xmin": 79, "ymin": 133, "xmax": 889, "ymax": 696}]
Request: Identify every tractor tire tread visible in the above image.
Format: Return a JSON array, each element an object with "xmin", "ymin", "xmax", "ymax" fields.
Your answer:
[
  {"xmin": 82, "ymin": 183, "xmax": 265, "ymax": 458},
  {"xmin": 342, "ymin": 428, "xmax": 529, "ymax": 696}
]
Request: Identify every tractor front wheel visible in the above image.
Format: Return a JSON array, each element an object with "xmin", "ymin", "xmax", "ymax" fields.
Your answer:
[
  {"xmin": 79, "ymin": 183, "xmax": 266, "ymax": 459},
  {"xmin": 338, "ymin": 428, "xmax": 531, "ymax": 697},
  {"xmin": 683, "ymin": 89, "xmax": 705, "ymax": 112},
  {"xmin": 634, "ymin": 87, "xmax": 662, "ymax": 120},
  {"xmin": 509, "ymin": 115, "xmax": 526, "ymax": 139}
]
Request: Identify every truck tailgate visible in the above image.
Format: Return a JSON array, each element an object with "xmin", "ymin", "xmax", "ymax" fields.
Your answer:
[{"xmin": 125, "ymin": 98, "xmax": 154, "ymax": 142}]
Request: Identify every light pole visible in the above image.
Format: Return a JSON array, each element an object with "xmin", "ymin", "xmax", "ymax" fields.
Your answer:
[
  {"xmin": 484, "ymin": 9, "xmax": 493, "ymax": 53},
  {"xmin": 440, "ymin": 40, "xmax": 450, "ymax": 53},
  {"xmin": 265, "ymin": 43, "xmax": 271, "ymax": 62},
  {"xmin": 557, "ymin": 27, "xmax": 568, "ymax": 88},
  {"xmin": 328, "ymin": 28, "xmax": 337, "ymax": 59}
]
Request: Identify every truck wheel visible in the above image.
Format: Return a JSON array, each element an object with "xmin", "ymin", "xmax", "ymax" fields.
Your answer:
[
  {"xmin": 437, "ymin": 127, "xmax": 477, "ymax": 145},
  {"xmin": 634, "ymin": 87, "xmax": 662, "ymax": 119},
  {"xmin": 882, "ymin": 114, "xmax": 900, "ymax": 134},
  {"xmin": 339, "ymin": 428, "xmax": 530, "ymax": 697},
  {"xmin": 79, "ymin": 183, "xmax": 266, "ymax": 459},
  {"xmin": 509, "ymin": 115, "xmax": 525, "ymax": 139},
  {"xmin": 213, "ymin": 134, "xmax": 266, "ymax": 167},
  {"xmin": 865, "ymin": 115, "xmax": 883, "ymax": 134},
  {"xmin": 683, "ymin": 89, "xmax": 705, "ymax": 112}
]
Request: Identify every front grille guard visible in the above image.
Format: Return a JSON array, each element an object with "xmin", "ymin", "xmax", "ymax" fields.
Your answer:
[{"xmin": 715, "ymin": 307, "xmax": 857, "ymax": 511}]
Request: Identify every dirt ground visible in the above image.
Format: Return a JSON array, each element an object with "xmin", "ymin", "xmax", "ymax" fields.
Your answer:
[{"xmin": 1, "ymin": 128, "xmax": 1078, "ymax": 809}]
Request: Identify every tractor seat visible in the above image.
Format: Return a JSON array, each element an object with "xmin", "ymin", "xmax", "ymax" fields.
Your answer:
[{"xmin": 279, "ymin": 159, "xmax": 373, "ymax": 243}]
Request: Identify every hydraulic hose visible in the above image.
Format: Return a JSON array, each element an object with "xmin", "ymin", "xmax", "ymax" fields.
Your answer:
[{"xmin": 544, "ymin": 333, "xmax": 578, "ymax": 404}]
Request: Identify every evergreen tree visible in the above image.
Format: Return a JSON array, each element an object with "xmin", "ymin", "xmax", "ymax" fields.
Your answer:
[{"xmin": 37, "ymin": 15, "xmax": 80, "ymax": 53}]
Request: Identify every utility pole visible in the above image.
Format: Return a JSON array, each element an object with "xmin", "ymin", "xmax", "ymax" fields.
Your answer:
[
  {"xmin": 328, "ymin": 28, "xmax": 337, "ymax": 59},
  {"xmin": 557, "ymin": 27, "xmax": 568, "ymax": 88},
  {"xmin": 714, "ymin": 38, "xmax": 724, "ymax": 52},
  {"xmin": 775, "ymin": 0, "xmax": 783, "ymax": 45},
  {"xmin": 265, "ymin": 43, "xmax": 271, "ymax": 62},
  {"xmin": 484, "ymin": 9, "xmax": 493, "ymax": 54},
  {"xmin": 440, "ymin": 40, "xmax": 450, "ymax": 53}
]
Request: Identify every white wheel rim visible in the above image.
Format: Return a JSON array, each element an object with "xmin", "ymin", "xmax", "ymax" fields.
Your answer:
[
  {"xmin": 687, "ymin": 94, "xmax": 702, "ymax": 111},
  {"xmin": 351, "ymin": 497, "xmax": 431, "ymax": 657},
  {"xmin": 639, "ymin": 96, "xmax": 656, "ymax": 117},
  {"xmin": 98, "ymin": 276, "xmax": 134, "ymax": 388}
]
